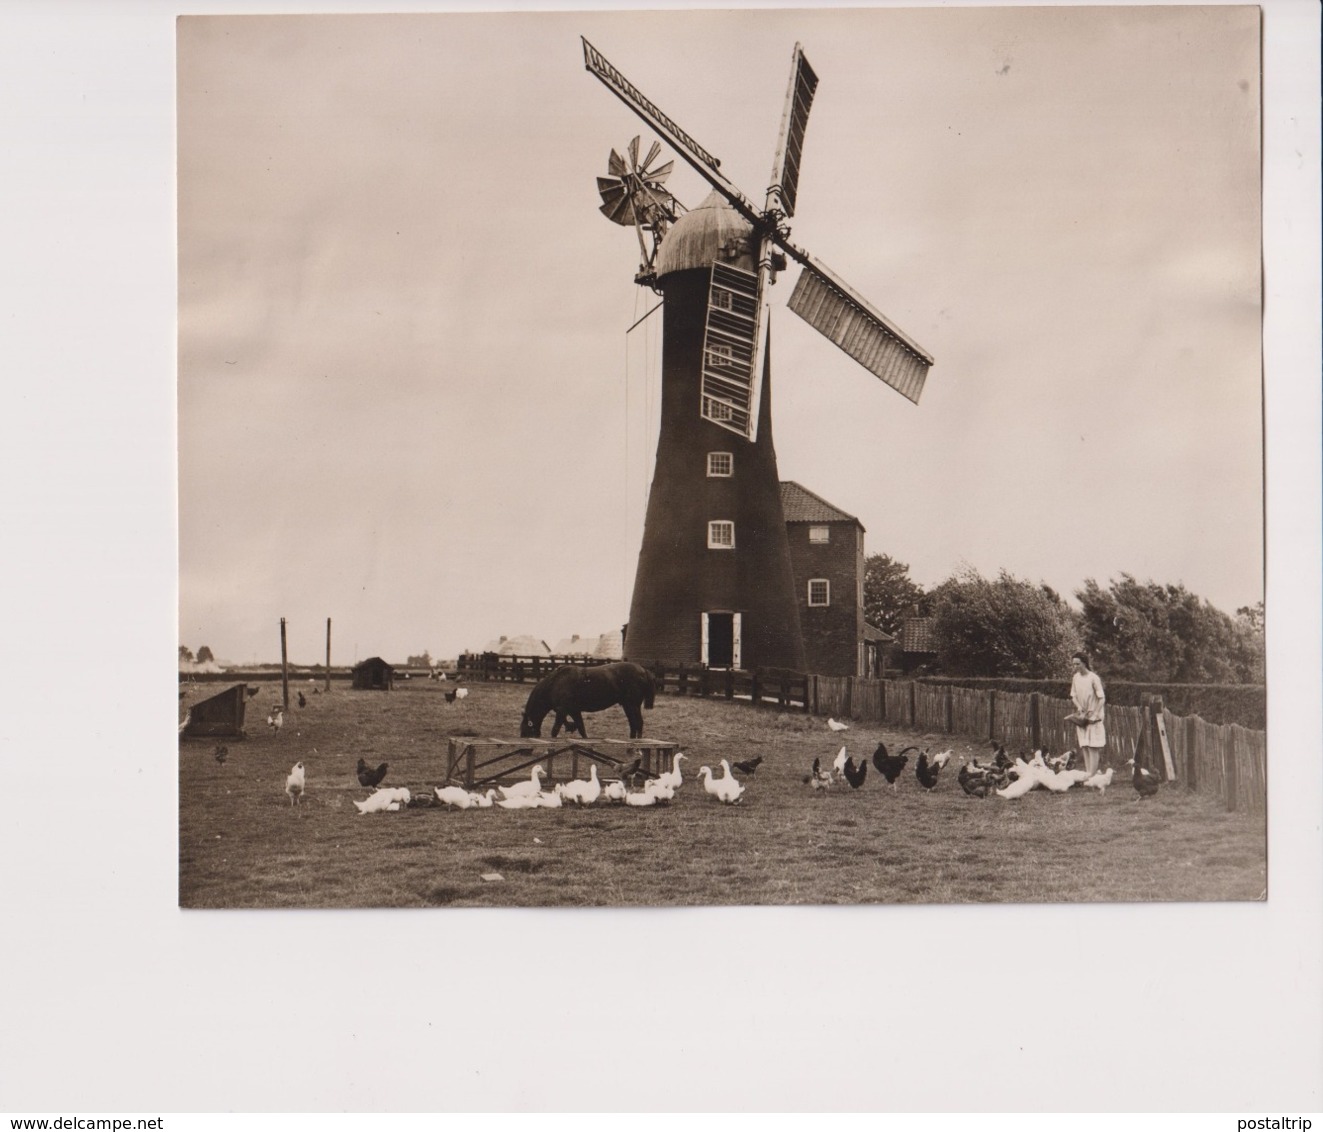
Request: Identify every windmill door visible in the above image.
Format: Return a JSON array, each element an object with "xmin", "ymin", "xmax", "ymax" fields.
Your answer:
[{"xmin": 701, "ymin": 612, "xmax": 741, "ymax": 670}]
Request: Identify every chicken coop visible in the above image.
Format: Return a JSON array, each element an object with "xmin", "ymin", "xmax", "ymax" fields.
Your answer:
[
  {"xmin": 181, "ymin": 684, "xmax": 248, "ymax": 738},
  {"xmin": 351, "ymin": 656, "xmax": 395, "ymax": 690}
]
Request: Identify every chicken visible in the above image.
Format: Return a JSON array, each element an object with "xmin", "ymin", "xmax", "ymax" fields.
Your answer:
[
  {"xmin": 872, "ymin": 743, "xmax": 909, "ymax": 792},
  {"xmin": 803, "ymin": 756, "xmax": 834, "ymax": 791},
  {"xmin": 957, "ymin": 759, "xmax": 995, "ymax": 798},
  {"xmin": 928, "ymin": 749, "xmax": 955, "ymax": 770},
  {"xmin": 992, "ymin": 745, "xmax": 1013, "ymax": 772},
  {"xmin": 826, "ymin": 717, "xmax": 849, "ymax": 732},
  {"xmin": 1045, "ymin": 749, "xmax": 1077, "ymax": 774},
  {"xmin": 832, "ymin": 745, "xmax": 849, "ymax": 780},
  {"xmin": 1126, "ymin": 758, "xmax": 1160, "ymax": 799},
  {"xmin": 267, "ymin": 706, "xmax": 284, "ymax": 735},
  {"xmin": 731, "ymin": 756, "xmax": 763, "ymax": 775},
  {"xmin": 213, "ymin": 744, "xmax": 228, "ymax": 765},
  {"xmin": 841, "ymin": 755, "xmax": 868, "ymax": 789},
  {"xmin": 444, "ymin": 689, "xmax": 458, "ymax": 703},
  {"xmin": 995, "ymin": 771, "xmax": 1039, "ymax": 800},
  {"xmin": 915, "ymin": 750, "xmax": 942, "ymax": 792},
  {"xmin": 356, "ymin": 759, "xmax": 388, "ymax": 789},
  {"xmin": 246, "ymin": 685, "xmax": 260, "ymax": 698},
  {"xmin": 297, "ymin": 691, "xmax": 307, "ymax": 709},
  {"xmin": 455, "ymin": 688, "xmax": 469, "ymax": 700},
  {"xmin": 285, "ymin": 762, "xmax": 305, "ymax": 806}
]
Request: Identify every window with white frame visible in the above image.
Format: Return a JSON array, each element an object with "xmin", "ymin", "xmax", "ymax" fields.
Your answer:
[
  {"xmin": 705, "ymin": 343, "xmax": 734, "ymax": 370},
  {"xmin": 808, "ymin": 578, "xmax": 830, "ymax": 606},
  {"xmin": 809, "ymin": 525, "xmax": 830, "ymax": 544},
  {"xmin": 711, "ymin": 287, "xmax": 734, "ymax": 311},
  {"xmin": 708, "ymin": 520, "xmax": 735, "ymax": 549},
  {"xmin": 707, "ymin": 452, "xmax": 733, "ymax": 477},
  {"xmin": 704, "ymin": 397, "xmax": 734, "ymax": 422}
]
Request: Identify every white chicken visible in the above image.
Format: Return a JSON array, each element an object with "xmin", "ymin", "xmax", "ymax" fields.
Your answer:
[
  {"xmin": 498, "ymin": 766, "xmax": 547, "ymax": 800},
  {"xmin": 831, "ymin": 745, "xmax": 849, "ymax": 780},
  {"xmin": 455, "ymin": 687, "xmax": 469, "ymax": 700},
  {"xmin": 284, "ymin": 761, "xmax": 305, "ymax": 806},
  {"xmin": 929, "ymin": 748, "xmax": 955, "ymax": 770},
  {"xmin": 827, "ymin": 717, "xmax": 849, "ymax": 732},
  {"xmin": 267, "ymin": 706, "xmax": 284, "ymax": 735}
]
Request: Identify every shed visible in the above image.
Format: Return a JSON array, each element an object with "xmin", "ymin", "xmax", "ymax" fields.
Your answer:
[
  {"xmin": 352, "ymin": 656, "xmax": 395, "ymax": 690},
  {"xmin": 182, "ymin": 684, "xmax": 248, "ymax": 739}
]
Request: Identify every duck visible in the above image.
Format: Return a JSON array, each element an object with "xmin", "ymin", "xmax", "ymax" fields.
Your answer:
[
  {"xmin": 468, "ymin": 788, "xmax": 497, "ymax": 807},
  {"xmin": 498, "ymin": 766, "xmax": 547, "ymax": 800},
  {"xmin": 645, "ymin": 778, "xmax": 676, "ymax": 803},
  {"xmin": 496, "ymin": 794, "xmax": 541, "ymax": 810},
  {"xmin": 697, "ymin": 763, "xmax": 744, "ymax": 804},
  {"xmin": 653, "ymin": 753, "xmax": 686, "ymax": 791},
  {"xmin": 559, "ymin": 765, "xmax": 602, "ymax": 805},
  {"xmin": 354, "ymin": 790, "xmax": 404, "ymax": 814},
  {"xmin": 284, "ymin": 761, "xmax": 305, "ymax": 806},
  {"xmin": 602, "ymin": 779, "xmax": 628, "ymax": 803},
  {"xmin": 434, "ymin": 785, "xmax": 474, "ymax": 809},
  {"xmin": 826, "ymin": 717, "xmax": 849, "ymax": 732},
  {"xmin": 624, "ymin": 788, "xmax": 659, "ymax": 807},
  {"xmin": 872, "ymin": 744, "xmax": 909, "ymax": 792},
  {"xmin": 995, "ymin": 772, "xmax": 1039, "ymax": 800},
  {"xmin": 1126, "ymin": 758, "xmax": 1160, "ymax": 799},
  {"xmin": 533, "ymin": 790, "xmax": 563, "ymax": 809}
]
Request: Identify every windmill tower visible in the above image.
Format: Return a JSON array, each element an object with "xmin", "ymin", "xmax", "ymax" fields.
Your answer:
[{"xmin": 585, "ymin": 39, "xmax": 934, "ymax": 671}]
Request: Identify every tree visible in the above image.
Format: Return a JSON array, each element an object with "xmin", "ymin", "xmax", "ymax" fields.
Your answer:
[
  {"xmin": 196, "ymin": 645, "xmax": 214, "ymax": 664},
  {"xmin": 1236, "ymin": 602, "xmax": 1264, "ymax": 633},
  {"xmin": 928, "ymin": 567, "xmax": 1081, "ymax": 678},
  {"xmin": 1077, "ymin": 575, "xmax": 1263, "ymax": 683},
  {"xmin": 178, "ymin": 645, "xmax": 194, "ymax": 664},
  {"xmin": 862, "ymin": 553, "xmax": 926, "ymax": 635}
]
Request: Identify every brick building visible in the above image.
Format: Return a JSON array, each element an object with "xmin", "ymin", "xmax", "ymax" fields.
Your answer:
[{"xmin": 780, "ymin": 481, "xmax": 873, "ymax": 677}]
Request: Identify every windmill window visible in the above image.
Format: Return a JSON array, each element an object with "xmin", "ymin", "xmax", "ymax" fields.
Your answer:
[
  {"xmin": 808, "ymin": 579, "xmax": 830, "ymax": 606},
  {"xmin": 704, "ymin": 397, "xmax": 734, "ymax": 422},
  {"xmin": 809, "ymin": 526, "xmax": 830, "ymax": 544},
  {"xmin": 708, "ymin": 521, "xmax": 735, "ymax": 549},
  {"xmin": 712, "ymin": 287, "xmax": 734, "ymax": 311},
  {"xmin": 705, "ymin": 343, "xmax": 734, "ymax": 370},
  {"xmin": 707, "ymin": 452, "xmax": 733, "ymax": 477}
]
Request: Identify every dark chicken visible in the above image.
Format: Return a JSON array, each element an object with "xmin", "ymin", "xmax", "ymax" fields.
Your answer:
[
  {"xmin": 871, "ymin": 743, "xmax": 909, "ymax": 792},
  {"xmin": 356, "ymin": 759, "xmax": 388, "ymax": 789}
]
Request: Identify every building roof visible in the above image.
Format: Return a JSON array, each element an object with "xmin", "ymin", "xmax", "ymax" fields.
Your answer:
[
  {"xmin": 779, "ymin": 481, "xmax": 862, "ymax": 526},
  {"xmin": 862, "ymin": 622, "xmax": 895, "ymax": 643},
  {"xmin": 655, "ymin": 190, "xmax": 754, "ymax": 278},
  {"xmin": 353, "ymin": 656, "xmax": 394, "ymax": 670},
  {"xmin": 901, "ymin": 617, "xmax": 938, "ymax": 653}
]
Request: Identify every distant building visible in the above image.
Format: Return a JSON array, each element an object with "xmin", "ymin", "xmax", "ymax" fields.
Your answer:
[
  {"xmin": 780, "ymin": 481, "xmax": 873, "ymax": 678},
  {"xmin": 484, "ymin": 635, "xmax": 551, "ymax": 657},
  {"xmin": 181, "ymin": 684, "xmax": 248, "ymax": 738},
  {"xmin": 896, "ymin": 611, "xmax": 939, "ymax": 674},
  {"xmin": 351, "ymin": 656, "xmax": 395, "ymax": 690}
]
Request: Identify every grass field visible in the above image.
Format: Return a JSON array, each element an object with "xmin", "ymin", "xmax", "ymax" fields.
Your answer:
[{"xmin": 178, "ymin": 678, "xmax": 1267, "ymax": 908}]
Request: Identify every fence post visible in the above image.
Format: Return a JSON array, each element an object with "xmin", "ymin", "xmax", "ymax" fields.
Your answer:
[
  {"xmin": 909, "ymin": 681, "xmax": 917, "ymax": 728},
  {"xmin": 879, "ymin": 679, "xmax": 887, "ymax": 723},
  {"xmin": 1224, "ymin": 725, "xmax": 1239, "ymax": 812},
  {"xmin": 946, "ymin": 686, "xmax": 954, "ymax": 734},
  {"xmin": 845, "ymin": 676, "xmax": 854, "ymax": 719},
  {"xmin": 988, "ymin": 690, "xmax": 997, "ymax": 741},
  {"xmin": 802, "ymin": 672, "xmax": 811, "ymax": 714},
  {"xmin": 725, "ymin": 668, "xmax": 735, "ymax": 700},
  {"xmin": 1029, "ymin": 692, "xmax": 1041, "ymax": 750},
  {"xmin": 751, "ymin": 668, "xmax": 761, "ymax": 706}
]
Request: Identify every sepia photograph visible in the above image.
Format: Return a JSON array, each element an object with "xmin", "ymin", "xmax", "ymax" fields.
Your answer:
[
  {"xmin": 176, "ymin": 6, "xmax": 1268, "ymax": 909},
  {"xmin": 3, "ymin": 0, "xmax": 1320, "ymax": 1116}
]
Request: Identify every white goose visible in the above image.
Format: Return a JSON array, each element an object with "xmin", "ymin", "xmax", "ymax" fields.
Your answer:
[
  {"xmin": 468, "ymin": 788, "xmax": 497, "ymax": 807},
  {"xmin": 499, "ymin": 766, "xmax": 547, "ymax": 800}
]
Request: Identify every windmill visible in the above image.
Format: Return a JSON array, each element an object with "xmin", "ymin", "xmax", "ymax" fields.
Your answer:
[
  {"xmin": 585, "ymin": 37, "xmax": 935, "ymax": 673},
  {"xmin": 596, "ymin": 136, "xmax": 684, "ymax": 286}
]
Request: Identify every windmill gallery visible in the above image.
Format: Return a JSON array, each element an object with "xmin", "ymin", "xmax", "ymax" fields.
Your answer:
[{"xmin": 585, "ymin": 38, "xmax": 934, "ymax": 677}]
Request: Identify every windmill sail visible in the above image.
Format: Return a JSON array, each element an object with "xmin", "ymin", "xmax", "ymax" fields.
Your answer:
[
  {"xmin": 787, "ymin": 257, "xmax": 933, "ymax": 404},
  {"xmin": 700, "ymin": 262, "xmax": 761, "ymax": 436},
  {"xmin": 767, "ymin": 44, "xmax": 818, "ymax": 219}
]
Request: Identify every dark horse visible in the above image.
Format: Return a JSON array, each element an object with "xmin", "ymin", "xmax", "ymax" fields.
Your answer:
[{"xmin": 519, "ymin": 662, "xmax": 655, "ymax": 739}]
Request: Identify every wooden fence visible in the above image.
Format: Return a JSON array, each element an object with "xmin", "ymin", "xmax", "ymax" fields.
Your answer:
[{"xmin": 455, "ymin": 654, "xmax": 1266, "ymax": 813}]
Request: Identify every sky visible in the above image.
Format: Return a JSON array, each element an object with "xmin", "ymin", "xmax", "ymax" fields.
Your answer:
[{"xmin": 177, "ymin": 5, "xmax": 1264, "ymax": 666}]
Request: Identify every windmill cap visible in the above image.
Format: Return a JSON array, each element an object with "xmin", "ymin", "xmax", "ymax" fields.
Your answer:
[{"xmin": 655, "ymin": 190, "xmax": 754, "ymax": 279}]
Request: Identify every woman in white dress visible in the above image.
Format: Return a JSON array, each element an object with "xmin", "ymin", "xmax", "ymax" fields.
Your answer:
[{"xmin": 1069, "ymin": 651, "xmax": 1107, "ymax": 777}]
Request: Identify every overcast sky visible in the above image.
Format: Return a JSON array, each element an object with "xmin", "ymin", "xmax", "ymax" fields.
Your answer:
[{"xmin": 178, "ymin": 5, "xmax": 1263, "ymax": 665}]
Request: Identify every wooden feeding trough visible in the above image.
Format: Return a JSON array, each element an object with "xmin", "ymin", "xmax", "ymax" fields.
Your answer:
[
  {"xmin": 181, "ymin": 684, "xmax": 248, "ymax": 739},
  {"xmin": 441, "ymin": 737, "xmax": 678, "ymax": 790}
]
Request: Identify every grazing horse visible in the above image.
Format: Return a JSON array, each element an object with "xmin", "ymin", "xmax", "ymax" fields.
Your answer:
[{"xmin": 519, "ymin": 662, "xmax": 655, "ymax": 739}]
